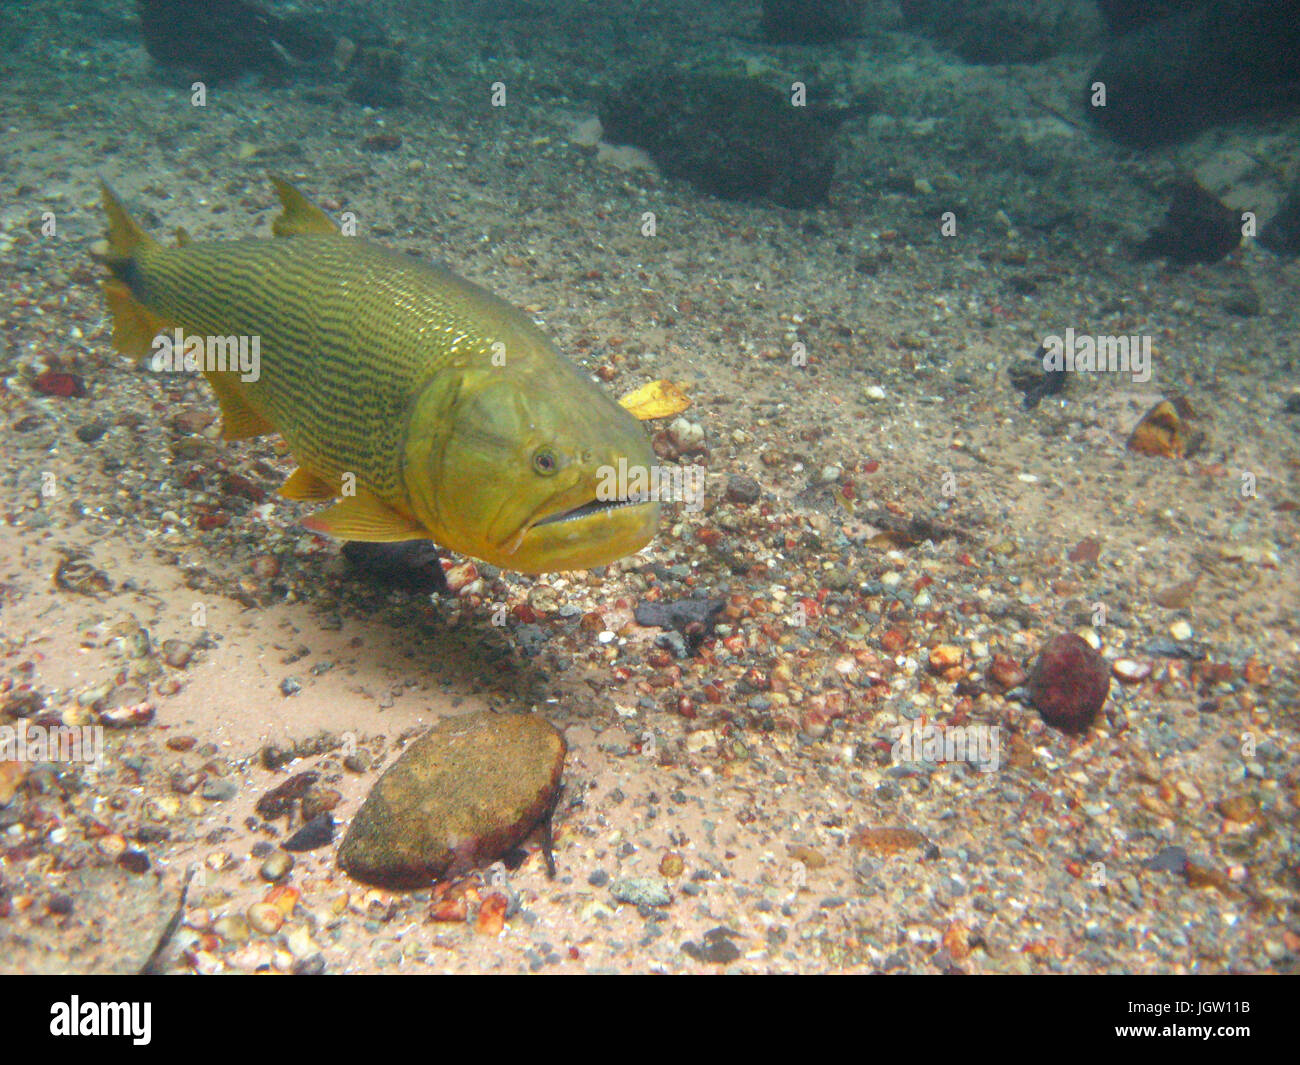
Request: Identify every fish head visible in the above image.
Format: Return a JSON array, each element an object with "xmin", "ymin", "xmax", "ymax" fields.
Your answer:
[{"xmin": 407, "ymin": 362, "xmax": 661, "ymax": 573}]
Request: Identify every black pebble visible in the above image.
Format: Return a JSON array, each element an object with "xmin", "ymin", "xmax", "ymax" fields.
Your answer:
[{"xmin": 283, "ymin": 812, "xmax": 334, "ymax": 852}]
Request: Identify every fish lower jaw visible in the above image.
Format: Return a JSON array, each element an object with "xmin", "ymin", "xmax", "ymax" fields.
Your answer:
[{"xmin": 506, "ymin": 501, "xmax": 660, "ymax": 573}]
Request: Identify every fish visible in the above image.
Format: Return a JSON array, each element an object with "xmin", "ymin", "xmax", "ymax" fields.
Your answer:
[{"xmin": 93, "ymin": 176, "xmax": 668, "ymax": 573}]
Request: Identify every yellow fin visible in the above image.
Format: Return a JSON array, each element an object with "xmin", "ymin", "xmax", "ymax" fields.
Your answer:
[
  {"xmin": 280, "ymin": 466, "xmax": 338, "ymax": 501},
  {"xmin": 269, "ymin": 175, "xmax": 340, "ymax": 236},
  {"xmin": 100, "ymin": 278, "xmax": 168, "ymax": 358},
  {"xmin": 618, "ymin": 378, "xmax": 691, "ymax": 421},
  {"xmin": 174, "ymin": 226, "xmax": 192, "ymax": 246},
  {"xmin": 97, "ymin": 180, "xmax": 160, "ymax": 262},
  {"xmin": 205, "ymin": 371, "xmax": 276, "ymax": 440},
  {"xmin": 301, "ymin": 489, "xmax": 428, "ymax": 542}
]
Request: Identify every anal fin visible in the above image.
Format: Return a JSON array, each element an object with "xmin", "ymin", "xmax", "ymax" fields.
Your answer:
[
  {"xmin": 102, "ymin": 279, "xmax": 168, "ymax": 358},
  {"xmin": 302, "ymin": 488, "xmax": 428, "ymax": 542},
  {"xmin": 205, "ymin": 371, "xmax": 276, "ymax": 440},
  {"xmin": 280, "ymin": 466, "xmax": 338, "ymax": 501}
]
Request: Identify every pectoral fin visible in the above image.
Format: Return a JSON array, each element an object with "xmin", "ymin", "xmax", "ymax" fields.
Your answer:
[{"xmin": 302, "ymin": 488, "xmax": 428, "ymax": 542}]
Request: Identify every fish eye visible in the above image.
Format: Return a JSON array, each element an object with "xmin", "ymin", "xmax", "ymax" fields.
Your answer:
[{"xmin": 532, "ymin": 446, "xmax": 558, "ymax": 476}]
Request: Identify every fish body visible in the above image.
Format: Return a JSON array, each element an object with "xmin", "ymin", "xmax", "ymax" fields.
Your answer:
[{"xmin": 95, "ymin": 178, "xmax": 660, "ymax": 572}]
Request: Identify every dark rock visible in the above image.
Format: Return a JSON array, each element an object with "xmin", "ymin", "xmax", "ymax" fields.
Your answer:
[
  {"xmin": 682, "ymin": 926, "xmax": 743, "ymax": 964},
  {"xmin": 1087, "ymin": 1, "xmax": 1300, "ymax": 147},
  {"xmin": 599, "ymin": 70, "xmax": 845, "ymax": 208},
  {"xmin": 255, "ymin": 771, "xmax": 319, "ymax": 821},
  {"xmin": 342, "ymin": 540, "xmax": 450, "ymax": 594},
  {"xmin": 1010, "ymin": 343, "xmax": 1067, "ymax": 409},
  {"xmin": 900, "ymin": 0, "xmax": 1102, "ymax": 64},
  {"xmin": 345, "ymin": 45, "xmax": 405, "ymax": 108},
  {"xmin": 283, "ymin": 812, "xmax": 334, "ymax": 852},
  {"xmin": 1027, "ymin": 633, "xmax": 1110, "ymax": 731},
  {"xmin": 1260, "ymin": 179, "xmax": 1300, "ymax": 256},
  {"xmin": 760, "ymin": 0, "xmax": 863, "ymax": 45},
  {"xmin": 635, "ymin": 596, "xmax": 726, "ymax": 654},
  {"xmin": 136, "ymin": 0, "xmax": 336, "ymax": 81},
  {"xmin": 1138, "ymin": 179, "xmax": 1240, "ymax": 264},
  {"xmin": 1095, "ymin": 0, "xmax": 1203, "ymax": 34},
  {"xmin": 724, "ymin": 473, "xmax": 762, "ymax": 505},
  {"xmin": 337, "ymin": 711, "xmax": 566, "ymax": 889}
]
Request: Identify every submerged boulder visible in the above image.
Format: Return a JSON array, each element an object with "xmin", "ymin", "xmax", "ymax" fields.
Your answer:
[
  {"xmin": 760, "ymin": 0, "xmax": 864, "ymax": 45},
  {"xmin": 899, "ymin": 0, "xmax": 1102, "ymax": 64},
  {"xmin": 599, "ymin": 70, "xmax": 844, "ymax": 208},
  {"xmin": 337, "ymin": 711, "xmax": 566, "ymax": 890},
  {"xmin": 1087, "ymin": 0, "xmax": 1300, "ymax": 146}
]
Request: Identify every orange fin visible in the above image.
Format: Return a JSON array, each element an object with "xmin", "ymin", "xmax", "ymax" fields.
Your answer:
[
  {"xmin": 205, "ymin": 371, "xmax": 276, "ymax": 440},
  {"xmin": 280, "ymin": 466, "xmax": 338, "ymax": 501},
  {"xmin": 101, "ymin": 278, "xmax": 169, "ymax": 358},
  {"xmin": 269, "ymin": 175, "xmax": 340, "ymax": 237},
  {"xmin": 302, "ymin": 489, "xmax": 428, "ymax": 542}
]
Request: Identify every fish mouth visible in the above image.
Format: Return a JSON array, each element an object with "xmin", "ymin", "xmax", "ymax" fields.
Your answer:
[{"xmin": 530, "ymin": 493, "xmax": 652, "ymax": 529}]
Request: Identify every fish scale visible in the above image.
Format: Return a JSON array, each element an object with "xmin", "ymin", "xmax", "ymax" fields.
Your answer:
[{"xmin": 135, "ymin": 236, "xmax": 529, "ymax": 503}]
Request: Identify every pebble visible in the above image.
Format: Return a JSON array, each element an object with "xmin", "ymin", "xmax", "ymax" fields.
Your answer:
[
  {"xmin": 260, "ymin": 850, "xmax": 295, "ymax": 882},
  {"xmin": 284, "ymin": 813, "xmax": 334, "ymax": 852},
  {"xmin": 246, "ymin": 901, "xmax": 284, "ymax": 935},
  {"xmin": 724, "ymin": 474, "xmax": 761, "ymax": 505},
  {"xmin": 610, "ymin": 877, "xmax": 672, "ymax": 908},
  {"xmin": 1027, "ymin": 633, "xmax": 1110, "ymax": 731},
  {"xmin": 201, "ymin": 779, "xmax": 238, "ymax": 802},
  {"xmin": 161, "ymin": 640, "xmax": 192, "ymax": 668}
]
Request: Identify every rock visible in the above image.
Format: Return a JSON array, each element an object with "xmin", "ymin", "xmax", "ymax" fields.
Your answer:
[
  {"xmin": 1086, "ymin": 2, "xmax": 1300, "ymax": 147},
  {"xmin": 1127, "ymin": 395, "xmax": 1205, "ymax": 459},
  {"xmin": 682, "ymin": 926, "xmax": 743, "ymax": 964},
  {"xmin": 1095, "ymin": 0, "xmax": 1202, "ymax": 34},
  {"xmin": 1138, "ymin": 179, "xmax": 1240, "ymax": 264},
  {"xmin": 1027, "ymin": 633, "xmax": 1110, "ymax": 731},
  {"xmin": 599, "ymin": 70, "xmax": 845, "ymax": 208},
  {"xmin": 1260, "ymin": 177, "xmax": 1300, "ymax": 256},
  {"xmin": 341, "ymin": 540, "xmax": 450, "ymax": 594},
  {"xmin": 849, "ymin": 826, "xmax": 932, "ymax": 855},
  {"xmin": 900, "ymin": 0, "xmax": 1102, "ymax": 63},
  {"xmin": 761, "ymin": 0, "xmax": 864, "ymax": 44},
  {"xmin": 136, "ymin": 0, "xmax": 337, "ymax": 81},
  {"xmin": 161, "ymin": 640, "xmax": 192, "ymax": 668},
  {"xmin": 724, "ymin": 474, "xmax": 761, "ymax": 505},
  {"xmin": 284, "ymin": 813, "xmax": 334, "ymax": 852},
  {"xmin": 259, "ymin": 850, "xmax": 295, "ymax": 882},
  {"xmin": 255, "ymin": 771, "xmax": 319, "ymax": 821},
  {"xmin": 337, "ymin": 711, "xmax": 566, "ymax": 889},
  {"xmin": 610, "ymin": 877, "xmax": 672, "ymax": 908}
]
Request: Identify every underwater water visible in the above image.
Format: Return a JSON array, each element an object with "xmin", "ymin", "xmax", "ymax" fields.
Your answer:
[{"xmin": 0, "ymin": 0, "xmax": 1297, "ymax": 983}]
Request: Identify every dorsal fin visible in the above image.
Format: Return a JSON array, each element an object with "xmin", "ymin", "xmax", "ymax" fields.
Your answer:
[
  {"xmin": 269, "ymin": 175, "xmax": 341, "ymax": 236},
  {"xmin": 96, "ymin": 179, "xmax": 161, "ymax": 263},
  {"xmin": 174, "ymin": 226, "xmax": 192, "ymax": 246}
]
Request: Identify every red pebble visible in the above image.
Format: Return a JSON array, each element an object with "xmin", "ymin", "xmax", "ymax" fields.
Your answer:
[
  {"xmin": 33, "ymin": 371, "xmax": 87, "ymax": 398},
  {"xmin": 1027, "ymin": 633, "xmax": 1110, "ymax": 732}
]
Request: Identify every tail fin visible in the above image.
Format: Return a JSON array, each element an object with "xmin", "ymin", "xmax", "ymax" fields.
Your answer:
[{"xmin": 92, "ymin": 181, "xmax": 167, "ymax": 358}]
